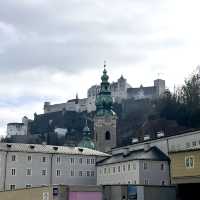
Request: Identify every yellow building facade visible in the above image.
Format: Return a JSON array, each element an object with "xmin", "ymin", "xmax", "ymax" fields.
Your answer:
[{"xmin": 170, "ymin": 149, "xmax": 200, "ymax": 184}]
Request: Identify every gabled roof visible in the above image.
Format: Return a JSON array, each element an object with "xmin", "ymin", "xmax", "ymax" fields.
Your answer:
[
  {"xmin": 97, "ymin": 146, "xmax": 169, "ymax": 166},
  {"xmin": 0, "ymin": 143, "xmax": 109, "ymax": 157}
]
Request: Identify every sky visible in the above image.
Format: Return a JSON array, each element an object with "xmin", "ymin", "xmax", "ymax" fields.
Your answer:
[{"xmin": 0, "ymin": 0, "xmax": 200, "ymax": 136}]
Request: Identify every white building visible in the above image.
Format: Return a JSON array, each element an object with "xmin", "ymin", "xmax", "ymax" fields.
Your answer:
[
  {"xmin": 0, "ymin": 143, "xmax": 109, "ymax": 191},
  {"xmin": 7, "ymin": 117, "xmax": 30, "ymax": 138},
  {"xmin": 97, "ymin": 147, "xmax": 170, "ymax": 186},
  {"xmin": 7, "ymin": 123, "xmax": 26, "ymax": 138},
  {"xmin": 112, "ymin": 130, "xmax": 200, "ymax": 158}
]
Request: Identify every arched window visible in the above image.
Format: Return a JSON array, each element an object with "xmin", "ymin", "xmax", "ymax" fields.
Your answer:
[{"xmin": 105, "ymin": 131, "xmax": 111, "ymax": 140}]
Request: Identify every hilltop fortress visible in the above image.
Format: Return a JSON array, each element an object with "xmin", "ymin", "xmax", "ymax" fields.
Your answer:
[{"xmin": 44, "ymin": 75, "xmax": 165, "ymax": 114}]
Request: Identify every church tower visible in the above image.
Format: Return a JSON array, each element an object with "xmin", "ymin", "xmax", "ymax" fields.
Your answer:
[{"xmin": 94, "ymin": 64, "xmax": 117, "ymax": 152}]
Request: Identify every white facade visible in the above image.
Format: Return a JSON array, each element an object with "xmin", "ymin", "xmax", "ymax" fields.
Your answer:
[
  {"xmin": 7, "ymin": 123, "xmax": 27, "ymax": 138},
  {"xmin": 97, "ymin": 156, "xmax": 169, "ymax": 186},
  {"xmin": 97, "ymin": 160, "xmax": 140, "ymax": 185},
  {"xmin": 112, "ymin": 130, "xmax": 200, "ymax": 157},
  {"xmin": 0, "ymin": 143, "xmax": 109, "ymax": 191}
]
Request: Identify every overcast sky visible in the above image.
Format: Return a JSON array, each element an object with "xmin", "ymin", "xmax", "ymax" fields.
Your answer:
[{"xmin": 0, "ymin": 0, "xmax": 199, "ymax": 136}]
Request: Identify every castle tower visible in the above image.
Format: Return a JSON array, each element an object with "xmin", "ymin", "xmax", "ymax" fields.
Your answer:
[
  {"xmin": 94, "ymin": 64, "xmax": 117, "ymax": 152},
  {"xmin": 154, "ymin": 79, "xmax": 165, "ymax": 97}
]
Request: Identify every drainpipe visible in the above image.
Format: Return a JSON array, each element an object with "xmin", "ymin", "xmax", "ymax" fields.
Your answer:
[
  {"xmin": 3, "ymin": 151, "xmax": 8, "ymax": 191},
  {"xmin": 166, "ymin": 138, "xmax": 172, "ymax": 185},
  {"xmin": 50, "ymin": 154, "xmax": 53, "ymax": 186}
]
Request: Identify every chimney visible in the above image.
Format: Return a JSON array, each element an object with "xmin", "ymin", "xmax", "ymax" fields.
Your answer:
[
  {"xmin": 122, "ymin": 148, "xmax": 130, "ymax": 157},
  {"xmin": 132, "ymin": 138, "xmax": 139, "ymax": 144},
  {"xmin": 144, "ymin": 134, "xmax": 150, "ymax": 141},
  {"xmin": 156, "ymin": 131, "xmax": 164, "ymax": 138}
]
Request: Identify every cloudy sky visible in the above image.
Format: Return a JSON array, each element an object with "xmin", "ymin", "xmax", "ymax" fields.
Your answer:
[{"xmin": 0, "ymin": 0, "xmax": 200, "ymax": 135}]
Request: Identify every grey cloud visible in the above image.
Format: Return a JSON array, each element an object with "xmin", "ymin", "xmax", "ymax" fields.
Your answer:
[{"xmin": 0, "ymin": 0, "xmax": 177, "ymax": 74}]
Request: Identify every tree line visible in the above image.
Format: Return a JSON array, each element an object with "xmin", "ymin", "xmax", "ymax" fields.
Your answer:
[{"xmin": 155, "ymin": 68, "xmax": 200, "ymax": 128}]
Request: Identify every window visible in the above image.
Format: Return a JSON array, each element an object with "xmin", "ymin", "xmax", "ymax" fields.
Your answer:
[
  {"xmin": 26, "ymin": 168, "xmax": 32, "ymax": 176},
  {"xmin": 91, "ymin": 171, "xmax": 95, "ymax": 176},
  {"xmin": 11, "ymin": 155, "xmax": 16, "ymax": 162},
  {"xmin": 87, "ymin": 171, "xmax": 90, "ymax": 176},
  {"xmin": 185, "ymin": 156, "xmax": 194, "ymax": 168},
  {"xmin": 26, "ymin": 184, "xmax": 31, "ymax": 188},
  {"xmin": 144, "ymin": 179, "xmax": 149, "ymax": 185},
  {"xmin": 27, "ymin": 155, "xmax": 32, "ymax": 162},
  {"xmin": 161, "ymin": 163, "xmax": 164, "ymax": 171},
  {"xmin": 105, "ymin": 131, "xmax": 111, "ymax": 140},
  {"xmin": 87, "ymin": 159, "xmax": 90, "ymax": 164},
  {"xmin": 113, "ymin": 167, "xmax": 115, "ymax": 173},
  {"xmin": 123, "ymin": 165, "xmax": 126, "ymax": 172},
  {"xmin": 128, "ymin": 164, "xmax": 130, "ymax": 171},
  {"xmin": 143, "ymin": 162, "xmax": 148, "ymax": 170},
  {"xmin": 161, "ymin": 180, "xmax": 165, "ymax": 185},
  {"xmin": 70, "ymin": 158, "xmax": 74, "ymax": 164},
  {"xmin": 132, "ymin": 163, "xmax": 136, "ymax": 170},
  {"xmin": 42, "ymin": 156, "xmax": 47, "ymax": 163},
  {"xmin": 186, "ymin": 142, "xmax": 190, "ymax": 148},
  {"xmin": 56, "ymin": 170, "xmax": 61, "ymax": 177},
  {"xmin": 11, "ymin": 168, "xmax": 16, "ymax": 176},
  {"xmin": 70, "ymin": 170, "xmax": 74, "ymax": 176},
  {"xmin": 79, "ymin": 171, "xmax": 82, "ymax": 176},
  {"xmin": 104, "ymin": 168, "xmax": 106, "ymax": 174},
  {"xmin": 108, "ymin": 168, "xmax": 110, "ymax": 174},
  {"xmin": 118, "ymin": 166, "xmax": 120, "ymax": 172},
  {"xmin": 42, "ymin": 169, "xmax": 47, "ymax": 176},
  {"xmin": 79, "ymin": 158, "xmax": 83, "ymax": 164},
  {"xmin": 91, "ymin": 158, "xmax": 95, "ymax": 164},
  {"xmin": 10, "ymin": 184, "xmax": 15, "ymax": 190},
  {"xmin": 56, "ymin": 156, "xmax": 61, "ymax": 164},
  {"xmin": 192, "ymin": 141, "xmax": 197, "ymax": 146}
]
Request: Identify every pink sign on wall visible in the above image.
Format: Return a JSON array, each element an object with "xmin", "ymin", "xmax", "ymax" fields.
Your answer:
[{"xmin": 69, "ymin": 192, "xmax": 102, "ymax": 200}]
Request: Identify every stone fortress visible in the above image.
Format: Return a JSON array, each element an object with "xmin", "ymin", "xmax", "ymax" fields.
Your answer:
[
  {"xmin": 6, "ymin": 65, "xmax": 166, "ymax": 139},
  {"xmin": 43, "ymin": 74, "xmax": 165, "ymax": 114}
]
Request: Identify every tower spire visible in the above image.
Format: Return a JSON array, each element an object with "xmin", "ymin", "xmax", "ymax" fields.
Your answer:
[{"xmin": 95, "ymin": 62, "xmax": 115, "ymax": 116}]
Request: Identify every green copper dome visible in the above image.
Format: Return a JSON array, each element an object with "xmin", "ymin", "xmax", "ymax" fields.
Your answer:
[
  {"xmin": 95, "ymin": 64, "xmax": 115, "ymax": 116},
  {"xmin": 78, "ymin": 122, "xmax": 95, "ymax": 150}
]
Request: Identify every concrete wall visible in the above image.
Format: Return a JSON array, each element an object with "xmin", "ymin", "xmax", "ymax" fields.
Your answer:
[
  {"xmin": 0, "ymin": 186, "xmax": 53, "ymax": 200},
  {"xmin": 143, "ymin": 186, "xmax": 176, "ymax": 200},
  {"xmin": 103, "ymin": 185, "xmax": 127, "ymax": 200},
  {"xmin": 103, "ymin": 185, "xmax": 176, "ymax": 200}
]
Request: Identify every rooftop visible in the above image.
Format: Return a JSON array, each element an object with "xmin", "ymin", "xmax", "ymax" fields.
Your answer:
[
  {"xmin": 97, "ymin": 146, "xmax": 169, "ymax": 166},
  {"xmin": 0, "ymin": 143, "xmax": 110, "ymax": 157}
]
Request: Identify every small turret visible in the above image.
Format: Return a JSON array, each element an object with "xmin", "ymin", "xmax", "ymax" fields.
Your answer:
[{"xmin": 78, "ymin": 120, "xmax": 95, "ymax": 150}]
